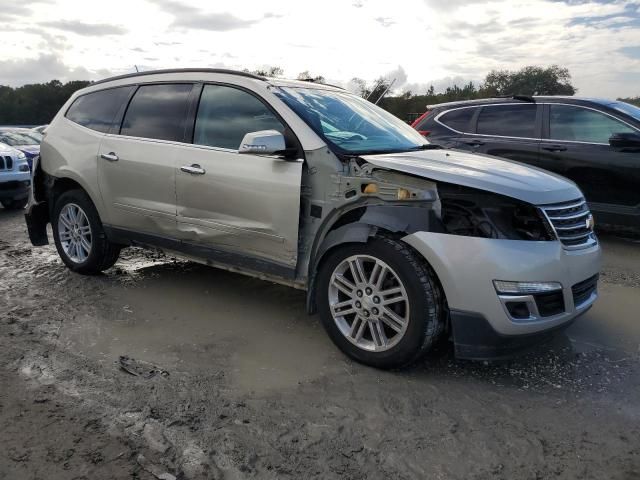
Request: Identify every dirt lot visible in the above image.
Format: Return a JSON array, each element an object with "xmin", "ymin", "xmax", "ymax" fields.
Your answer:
[{"xmin": 1, "ymin": 207, "xmax": 639, "ymax": 480}]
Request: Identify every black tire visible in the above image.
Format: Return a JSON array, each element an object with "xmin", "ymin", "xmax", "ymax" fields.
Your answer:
[
  {"xmin": 316, "ymin": 235, "xmax": 445, "ymax": 369},
  {"xmin": 1, "ymin": 197, "xmax": 28, "ymax": 210},
  {"xmin": 52, "ymin": 189, "xmax": 121, "ymax": 274}
]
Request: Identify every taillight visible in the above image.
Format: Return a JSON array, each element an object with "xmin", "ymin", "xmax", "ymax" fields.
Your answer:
[
  {"xmin": 411, "ymin": 110, "xmax": 430, "ymax": 128},
  {"xmin": 417, "ymin": 130, "xmax": 431, "ymax": 137}
]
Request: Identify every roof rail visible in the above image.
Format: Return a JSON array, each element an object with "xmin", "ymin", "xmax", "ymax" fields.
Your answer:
[
  {"xmin": 90, "ymin": 68, "xmax": 265, "ymax": 86},
  {"xmin": 297, "ymin": 78, "xmax": 345, "ymax": 90},
  {"xmin": 493, "ymin": 94, "xmax": 536, "ymax": 103}
]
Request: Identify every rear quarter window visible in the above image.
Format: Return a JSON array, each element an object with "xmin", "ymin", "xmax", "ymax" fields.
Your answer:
[
  {"xmin": 438, "ymin": 108, "xmax": 475, "ymax": 133},
  {"xmin": 65, "ymin": 86, "xmax": 135, "ymax": 133}
]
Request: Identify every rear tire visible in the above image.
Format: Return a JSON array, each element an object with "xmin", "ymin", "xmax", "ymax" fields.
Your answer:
[
  {"xmin": 316, "ymin": 236, "xmax": 444, "ymax": 369},
  {"xmin": 52, "ymin": 189, "xmax": 121, "ymax": 274},
  {"xmin": 1, "ymin": 198, "xmax": 28, "ymax": 210}
]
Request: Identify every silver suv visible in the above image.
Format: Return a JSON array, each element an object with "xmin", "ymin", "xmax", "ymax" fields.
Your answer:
[{"xmin": 26, "ymin": 69, "xmax": 601, "ymax": 368}]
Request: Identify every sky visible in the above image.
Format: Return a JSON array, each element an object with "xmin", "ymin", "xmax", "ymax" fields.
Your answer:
[{"xmin": 0, "ymin": 0, "xmax": 638, "ymax": 98}]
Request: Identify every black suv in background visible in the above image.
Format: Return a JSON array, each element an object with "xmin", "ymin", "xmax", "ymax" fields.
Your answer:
[{"xmin": 412, "ymin": 97, "xmax": 640, "ymax": 228}]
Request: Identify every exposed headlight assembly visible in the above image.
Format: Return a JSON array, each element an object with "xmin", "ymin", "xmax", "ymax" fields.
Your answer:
[{"xmin": 437, "ymin": 184, "xmax": 555, "ymax": 241}]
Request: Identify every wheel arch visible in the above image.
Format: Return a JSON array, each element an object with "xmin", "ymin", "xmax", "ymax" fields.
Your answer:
[
  {"xmin": 305, "ymin": 203, "xmax": 441, "ymax": 314},
  {"xmin": 49, "ymin": 172, "xmax": 108, "ymax": 223}
]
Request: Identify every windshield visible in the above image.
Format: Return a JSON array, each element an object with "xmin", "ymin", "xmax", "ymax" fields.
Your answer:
[
  {"xmin": 0, "ymin": 132, "xmax": 39, "ymax": 146},
  {"xmin": 610, "ymin": 101, "xmax": 640, "ymax": 122},
  {"xmin": 274, "ymin": 87, "xmax": 428, "ymax": 155}
]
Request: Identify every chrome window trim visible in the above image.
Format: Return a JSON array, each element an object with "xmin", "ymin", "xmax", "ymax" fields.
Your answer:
[{"xmin": 433, "ymin": 102, "xmax": 640, "ymax": 145}]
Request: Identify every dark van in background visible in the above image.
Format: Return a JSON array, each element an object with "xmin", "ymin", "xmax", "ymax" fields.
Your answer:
[{"xmin": 412, "ymin": 97, "xmax": 640, "ymax": 229}]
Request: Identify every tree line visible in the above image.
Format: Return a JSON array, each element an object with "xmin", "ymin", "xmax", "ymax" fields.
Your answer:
[{"xmin": 0, "ymin": 65, "xmax": 637, "ymax": 125}]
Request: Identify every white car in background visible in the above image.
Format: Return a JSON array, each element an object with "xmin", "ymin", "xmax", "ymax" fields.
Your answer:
[{"xmin": 0, "ymin": 142, "xmax": 31, "ymax": 209}]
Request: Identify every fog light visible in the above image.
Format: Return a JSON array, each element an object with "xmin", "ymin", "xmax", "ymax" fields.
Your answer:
[
  {"xmin": 493, "ymin": 280, "xmax": 562, "ymax": 295},
  {"xmin": 505, "ymin": 301, "xmax": 530, "ymax": 319},
  {"xmin": 19, "ymin": 164, "xmax": 30, "ymax": 172}
]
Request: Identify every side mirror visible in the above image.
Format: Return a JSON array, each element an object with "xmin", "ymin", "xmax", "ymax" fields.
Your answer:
[
  {"xmin": 238, "ymin": 130, "xmax": 286, "ymax": 155},
  {"xmin": 609, "ymin": 132, "xmax": 640, "ymax": 149}
]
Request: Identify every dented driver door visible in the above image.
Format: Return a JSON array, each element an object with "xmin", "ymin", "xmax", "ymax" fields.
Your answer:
[{"xmin": 174, "ymin": 84, "xmax": 303, "ymax": 272}]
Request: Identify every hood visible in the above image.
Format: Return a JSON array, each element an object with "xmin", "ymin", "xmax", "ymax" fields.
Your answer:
[
  {"xmin": 16, "ymin": 145, "xmax": 40, "ymax": 155},
  {"xmin": 362, "ymin": 149, "xmax": 582, "ymax": 205},
  {"xmin": 0, "ymin": 142, "xmax": 19, "ymax": 156}
]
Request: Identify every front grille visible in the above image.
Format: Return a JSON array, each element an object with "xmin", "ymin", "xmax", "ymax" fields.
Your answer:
[
  {"xmin": 540, "ymin": 199, "xmax": 597, "ymax": 249},
  {"xmin": 534, "ymin": 291, "xmax": 565, "ymax": 317},
  {"xmin": 572, "ymin": 274, "xmax": 598, "ymax": 307},
  {"xmin": 5, "ymin": 156, "xmax": 13, "ymax": 170}
]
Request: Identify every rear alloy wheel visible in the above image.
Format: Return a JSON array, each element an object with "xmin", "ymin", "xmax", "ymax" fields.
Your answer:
[
  {"xmin": 52, "ymin": 189, "xmax": 121, "ymax": 274},
  {"xmin": 58, "ymin": 203, "xmax": 93, "ymax": 263},
  {"xmin": 317, "ymin": 236, "xmax": 444, "ymax": 369}
]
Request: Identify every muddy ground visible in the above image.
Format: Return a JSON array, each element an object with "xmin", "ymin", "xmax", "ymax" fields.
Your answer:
[{"xmin": 1, "ymin": 207, "xmax": 639, "ymax": 480}]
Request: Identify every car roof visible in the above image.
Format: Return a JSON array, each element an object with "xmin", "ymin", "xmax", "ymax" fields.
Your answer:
[
  {"xmin": 89, "ymin": 68, "xmax": 344, "ymax": 92},
  {"xmin": 426, "ymin": 96, "xmax": 617, "ymax": 110}
]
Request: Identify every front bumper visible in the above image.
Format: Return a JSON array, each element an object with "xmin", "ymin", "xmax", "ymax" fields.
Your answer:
[
  {"xmin": 403, "ymin": 232, "xmax": 601, "ymax": 358},
  {"xmin": 0, "ymin": 178, "xmax": 31, "ymax": 201}
]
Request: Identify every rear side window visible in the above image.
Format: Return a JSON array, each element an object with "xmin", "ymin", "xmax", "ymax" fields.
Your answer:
[
  {"xmin": 194, "ymin": 84, "xmax": 285, "ymax": 150},
  {"xmin": 438, "ymin": 108, "xmax": 475, "ymax": 133},
  {"xmin": 550, "ymin": 105, "xmax": 636, "ymax": 143},
  {"xmin": 66, "ymin": 87, "xmax": 134, "ymax": 133},
  {"xmin": 121, "ymin": 84, "xmax": 193, "ymax": 142},
  {"xmin": 477, "ymin": 104, "xmax": 537, "ymax": 138}
]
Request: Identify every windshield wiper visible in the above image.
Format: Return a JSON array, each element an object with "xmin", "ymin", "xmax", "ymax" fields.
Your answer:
[{"xmin": 409, "ymin": 144, "xmax": 443, "ymax": 150}]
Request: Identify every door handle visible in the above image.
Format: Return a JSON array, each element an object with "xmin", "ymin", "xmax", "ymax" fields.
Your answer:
[
  {"xmin": 100, "ymin": 152, "xmax": 119, "ymax": 162},
  {"xmin": 180, "ymin": 164, "xmax": 206, "ymax": 175},
  {"xmin": 464, "ymin": 140, "xmax": 485, "ymax": 147},
  {"xmin": 542, "ymin": 145, "xmax": 567, "ymax": 152}
]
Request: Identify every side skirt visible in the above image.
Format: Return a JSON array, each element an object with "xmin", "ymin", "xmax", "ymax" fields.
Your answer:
[{"xmin": 103, "ymin": 226, "xmax": 304, "ymax": 289}]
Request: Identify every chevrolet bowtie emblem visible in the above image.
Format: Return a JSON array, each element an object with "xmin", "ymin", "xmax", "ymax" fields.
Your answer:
[{"xmin": 586, "ymin": 214, "xmax": 595, "ymax": 231}]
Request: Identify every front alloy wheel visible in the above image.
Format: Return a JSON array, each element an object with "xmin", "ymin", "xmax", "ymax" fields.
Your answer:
[
  {"xmin": 329, "ymin": 255, "xmax": 410, "ymax": 352},
  {"xmin": 317, "ymin": 236, "xmax": 444, "ymax": 369}
]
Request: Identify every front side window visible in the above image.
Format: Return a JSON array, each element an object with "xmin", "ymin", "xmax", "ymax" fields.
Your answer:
[
  {"xmin": 66, "ymin": 86, "xmax": 134, "ymax": 133},
  {"xmin": 121, "ymin": 84, "xmax": 193, "ymax": 141},
  {"xmin": 477, "ymin": 104, "xmax": 537, "ymax": 138},
  {"xmin": 274, "ymin": 87, "xmax": 428, "ymax": 155},
  {"xmin": 194, "ymin": 85, "xmax": 285, "ymax": 150},
  {"xmin": 550, "ymin": 105, "xmax": 636, "ymax": 143},
  {"xmin": 439, "ymin": 108, "xmax": 475, "ymax": 133}
]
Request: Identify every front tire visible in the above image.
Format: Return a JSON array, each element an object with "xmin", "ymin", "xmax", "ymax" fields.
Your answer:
[
  {"xmin": 316, "ymin": 236, "xmax": 444, "ymax": 369},
  {"xmin": 52, "ymin": 189, "xmax": 121, "ymax": 274}
]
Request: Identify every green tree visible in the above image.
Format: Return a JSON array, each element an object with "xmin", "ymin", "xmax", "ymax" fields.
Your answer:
[
  {"xmin": 482, "ymin": 65, "xmax": 576, "ymax": 96},
  {"xmin": 618, "ymin": 96, "xmax": 640, "ymax": 107},
  {"xmin": 297, "ymin": 70, "xmax": 326, "ymax": 83}
]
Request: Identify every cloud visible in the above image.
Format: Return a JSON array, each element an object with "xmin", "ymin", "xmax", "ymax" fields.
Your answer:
[
  {"xmin": 0, "ymin": 53, "xmax": 105, "ymax": 87},
  {"xmin": 619, "ymin": 45, "xmax": 640, "ymax": 59},
  {"xmin": 153, "ymin": 0, "xmax": 275, "ymax": 31},
  {"xmin": 41, "ymin": 20, "xmax": 127, "ymax": 36},
  {"xmin": 375, "ymin": 17, "xmax": 395, "ymax": 27}
]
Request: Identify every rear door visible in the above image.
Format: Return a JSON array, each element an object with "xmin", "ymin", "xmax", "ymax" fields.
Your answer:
[
  {"xmin": 174, "ymin": 83, "xmax": 303, "ymax": 271},
  {"xmin": 463, "ymin": 103, "xmax": 541, "ymax": 164},
  {"xmin": 540, "ymin": 103, "xmax": 640, "ymax": 225},
  {"xmin": 98, "ymin": 83, "xmax": 194, "ymax": 237}
]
